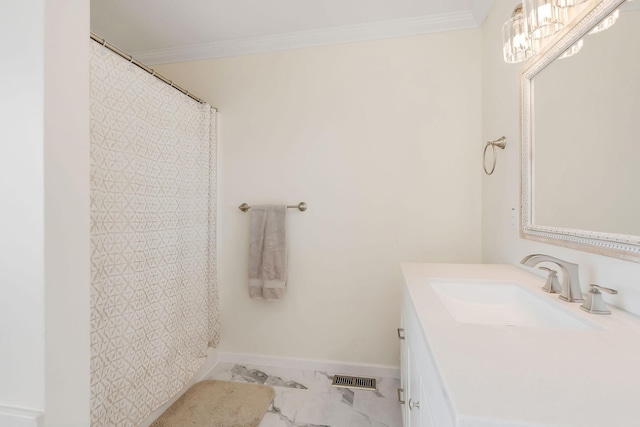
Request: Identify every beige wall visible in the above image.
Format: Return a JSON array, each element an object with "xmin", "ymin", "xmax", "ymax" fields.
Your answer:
[
  {"xmin": 44, "ymin": 0, "xmax": 91, "ymax": 425},
  {"xmin": 157, "ymin": 30, "xmax": 483, "ymax": 366},
  {"xmin": 481, "ymin": 1, "xmax": 640, "ymax": 316}
]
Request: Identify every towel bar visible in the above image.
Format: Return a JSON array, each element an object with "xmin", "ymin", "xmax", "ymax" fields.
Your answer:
[{"xmin": 239, "ymin": 202, "xmax": 307, "ymax": 212}]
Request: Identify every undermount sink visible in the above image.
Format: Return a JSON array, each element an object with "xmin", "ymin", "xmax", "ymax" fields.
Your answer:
[{"xmin": 430, "ymin": 280, "xmax": 596, "ymax": 330}]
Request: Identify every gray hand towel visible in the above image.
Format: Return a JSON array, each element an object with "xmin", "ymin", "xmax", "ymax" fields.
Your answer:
[{"xmin": 248, "ymin": 205, "xmax": 287, "ymax": 300}]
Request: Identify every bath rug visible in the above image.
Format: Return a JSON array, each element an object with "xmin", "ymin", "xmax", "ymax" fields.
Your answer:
[{"xmin": 150, "ymin": 380, "xmax": 275, "ymax": 427}]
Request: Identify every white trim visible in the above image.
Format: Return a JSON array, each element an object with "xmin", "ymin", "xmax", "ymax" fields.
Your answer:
[
  {"xmin": 137, "ymin": 348, "xmax": 220, "ymax": 427},
  {"xmin": 217, "ymin": 351, "xmax": 401, "ymax": 379},
  {"xmin": 0, "ymin": 406, "xmax": 43, "ymax": 427},
  {"xmin": 132, "ymin": 11, "xmax": 482, "ymax": 65}
]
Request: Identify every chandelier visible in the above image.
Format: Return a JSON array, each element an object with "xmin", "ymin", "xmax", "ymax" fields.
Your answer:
[{"xmin": 502, "ymin": 0, "xmax": 621, "ymax": 64}]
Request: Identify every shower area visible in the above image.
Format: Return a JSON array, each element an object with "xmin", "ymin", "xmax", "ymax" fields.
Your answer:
[{"xmin": 89, "ymin": 39, "xmax": 220, "ymax": 426}]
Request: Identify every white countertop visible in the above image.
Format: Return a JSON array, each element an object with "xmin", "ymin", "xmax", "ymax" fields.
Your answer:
[{"xmin": 401, "ymin": 263, "xmax": 640, "ymax": 427}]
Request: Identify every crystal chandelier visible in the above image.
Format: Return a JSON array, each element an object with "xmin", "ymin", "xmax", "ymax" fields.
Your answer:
[
  {"xmin": 502, "ymin": 0, "xmax": 623, "ymax": 64},
  {"xmin": 502, "ymin": 1, "xmax": 566, "ymax": 64},
  {"xmin": 523, "ymin": 0, "xmax": 568, "ymax": 40},
  {"xmin": 502, "ymin": 5, "xmax": 536, "ymax": 63},
  {"xmin": 555, "ymin": 0, "xmax": 589, "ymax": 6}
]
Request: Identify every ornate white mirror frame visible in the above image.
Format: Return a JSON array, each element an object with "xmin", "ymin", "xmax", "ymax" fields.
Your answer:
[{"xmin": 520, "ymin": 0, "xmax": 640, "ymax": 263}]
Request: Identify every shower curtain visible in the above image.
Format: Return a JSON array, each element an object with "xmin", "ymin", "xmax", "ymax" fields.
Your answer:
[{"xmin": 89, "ymin": 42, "xmax": 219, "ymax": 426}]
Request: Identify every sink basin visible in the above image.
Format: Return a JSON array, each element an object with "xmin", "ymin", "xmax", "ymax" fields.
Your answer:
[{"xmin": 430, "ymin": 280, "xmax": 596, "ymax": 329}]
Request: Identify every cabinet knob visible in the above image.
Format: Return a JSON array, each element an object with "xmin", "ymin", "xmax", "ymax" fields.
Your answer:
[
  {"xmin": 397, "ymin": 388, "xmax": 405, "ymax": 404},
  {"xmin": 397, "ymin": 328, "xmax": 405, "ymax": 340},
  {"xmin": 409, "ymin": 398, "xmax": 420, "ymax": 410}
]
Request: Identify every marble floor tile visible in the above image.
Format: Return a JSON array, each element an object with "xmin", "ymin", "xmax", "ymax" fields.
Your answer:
[{"xmin": 206, "ymin": 362, "xmax": 402, "ymax": 427}]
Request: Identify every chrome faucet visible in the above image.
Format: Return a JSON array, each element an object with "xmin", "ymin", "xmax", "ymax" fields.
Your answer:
[{"xmin": 521, "ymin": 254, "xmax": 584, "ymax": 302}]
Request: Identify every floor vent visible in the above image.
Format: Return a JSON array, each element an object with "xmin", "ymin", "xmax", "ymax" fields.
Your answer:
[{"xmin": 331, "ymin": 375, "xmax": 377, "ymax": 391}]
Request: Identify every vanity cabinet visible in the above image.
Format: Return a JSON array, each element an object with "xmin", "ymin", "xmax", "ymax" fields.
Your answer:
[
  {"xmin": 400, "ymin": 287, "xmax": 455, "ymax": 427},
  {"xmin": 400, "ymin": 263, "xmax": 640, "ymax": 426}
]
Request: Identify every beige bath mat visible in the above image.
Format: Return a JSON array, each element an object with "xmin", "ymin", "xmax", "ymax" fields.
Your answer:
[{"xmin": 151, "ymin": 380, "xmax": 275, "ymax": 427}]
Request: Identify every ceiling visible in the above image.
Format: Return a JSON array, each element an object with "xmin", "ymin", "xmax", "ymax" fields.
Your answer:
[{"xmin": 91, "ymin": 0, "xmax": 493, "ymax": 64}]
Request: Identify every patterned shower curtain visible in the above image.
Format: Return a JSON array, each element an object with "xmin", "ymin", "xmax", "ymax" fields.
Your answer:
[{"xmin": 89, "ymin": 42, "xmax": 220, "ymax": 426}]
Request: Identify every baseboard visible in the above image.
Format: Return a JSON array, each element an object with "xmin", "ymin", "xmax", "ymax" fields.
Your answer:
[
  {"xmin": 217, "ymin": 351, "xmax": 400, "ymax": 379},
  {"xmin": 137, "ymin": 347, "xmax": 220, "ymax": 427},
  {"xmin": 0, "ymin": 406, "xmax": 44, "ymax": 427}
]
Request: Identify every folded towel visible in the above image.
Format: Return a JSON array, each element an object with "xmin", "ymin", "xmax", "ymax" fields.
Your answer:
[{"xmin": 248, "ymin": 205, "xmax": 287, "ymax": 300}]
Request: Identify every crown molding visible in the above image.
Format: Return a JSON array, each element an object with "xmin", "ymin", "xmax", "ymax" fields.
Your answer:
[{"xmin": 132, "ymin": 11, "xmax": 483, "ymax": 65}]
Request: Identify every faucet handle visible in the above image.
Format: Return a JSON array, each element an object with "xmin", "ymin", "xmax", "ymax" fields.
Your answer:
[
  {"xmin": 538, "ymin": 267, "xmax": 561, "ymax": 294},
  {"xmin": 589, "ymin": 284, "xmax": 618, "ymax": 295},
  {"xmin": 580, "ymin": 284, "xmax": 618, "ymax": 315}
]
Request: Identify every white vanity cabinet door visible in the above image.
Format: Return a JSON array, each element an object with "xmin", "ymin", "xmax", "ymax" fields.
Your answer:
[
  {"xmin": 402, "ymin": 288, "xmax": 456, "ymax": 427},
  {"xmin": 407, "ymin": 340, "xmax": 434, "ymax": 427},
  {"xmin": 400, "ymin": 313, "xmax": 409, "ymax": 426}
]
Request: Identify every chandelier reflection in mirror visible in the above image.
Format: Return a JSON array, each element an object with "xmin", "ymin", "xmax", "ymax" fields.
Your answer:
[
  {"xmin": 502, "ymin": 0, "xmax": 621, "ymax": 64},
  {"xmin": 589, "ymin": 8, "xmax": 620, "ymax": 33},
  {"xmin": 558, "ymin": 38, "xmax": 583, "ymax": 59}
]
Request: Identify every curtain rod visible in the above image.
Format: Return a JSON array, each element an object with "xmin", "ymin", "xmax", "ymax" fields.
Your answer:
[{"xmin": 90, "ymin": 32, "xmax": 217, "ymax": 110}]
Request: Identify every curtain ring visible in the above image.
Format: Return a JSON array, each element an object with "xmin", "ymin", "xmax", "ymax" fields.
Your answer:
[{"xmin": 483, "ymin": 136, "xmax": 507, "ymax": 175}]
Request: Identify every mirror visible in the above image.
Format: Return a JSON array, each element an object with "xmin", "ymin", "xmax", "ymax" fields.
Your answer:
[{"xmin": 521, "ymin": 0, "xmax": 640, "ymax": 262}]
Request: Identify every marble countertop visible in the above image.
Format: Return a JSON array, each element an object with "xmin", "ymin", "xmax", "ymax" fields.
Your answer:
[{"xmin": 401, "ymin": 263, "xmax": 640, "ymax": 427}]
